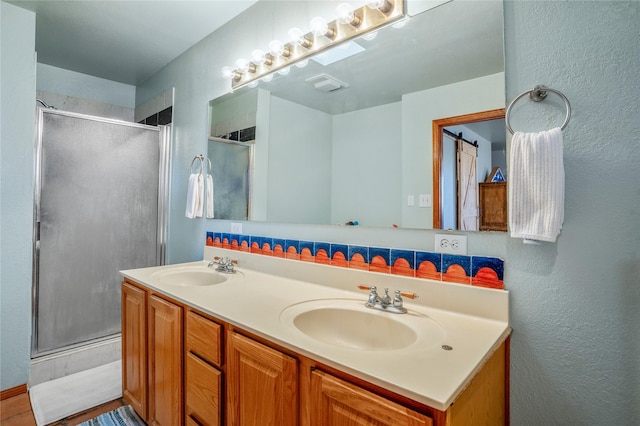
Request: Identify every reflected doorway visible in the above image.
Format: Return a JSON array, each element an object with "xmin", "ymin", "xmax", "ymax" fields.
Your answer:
[{"xmin": 432, "ymin": 109, "xmax": 506, "ymax": 230}]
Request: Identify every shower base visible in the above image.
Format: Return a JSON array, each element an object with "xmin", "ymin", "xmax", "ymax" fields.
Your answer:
[{"xmin": 30, "ymin": 334, "xmax": 121, "ymax": 387}]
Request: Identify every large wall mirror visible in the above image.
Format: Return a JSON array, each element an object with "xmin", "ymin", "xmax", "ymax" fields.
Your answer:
[{"xmin": 209, "ymin": 0, "xmax": 506, "ymax": 231}]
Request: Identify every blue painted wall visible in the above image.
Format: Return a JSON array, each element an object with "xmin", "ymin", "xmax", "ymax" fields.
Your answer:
[
  {"xmin": 0, "ymin": 2, "xmax": 637, "ymax": 425},
  {"xmin": 0, "ymin": 1, "xmax": 36, "ymax": 390},
  {"xmin": 138, "ymin": 1, "xmax": 639, "ymax": 423}
]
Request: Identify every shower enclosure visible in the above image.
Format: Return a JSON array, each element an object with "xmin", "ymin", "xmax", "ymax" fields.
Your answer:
[{"xmin": 32, "ymin": 108, "xmax": 170, "ymax": 358}]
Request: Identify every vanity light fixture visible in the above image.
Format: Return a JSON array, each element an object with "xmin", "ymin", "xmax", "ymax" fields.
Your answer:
[
  {"xmin": 310, "ymin": 16, "xmax": 336, "ymax": 39},
  {"xmin": 222, "ymin": 0, "xmax": 404, "ymax": 90},
  {"xmin": 288, "ymin": 27, "xmax": 313, "ymax": 49}
]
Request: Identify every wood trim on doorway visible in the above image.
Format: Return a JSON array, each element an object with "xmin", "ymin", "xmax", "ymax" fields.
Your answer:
[{"xmin": 432, "ymin": 108, "xmax": 505, "ymax": 229}]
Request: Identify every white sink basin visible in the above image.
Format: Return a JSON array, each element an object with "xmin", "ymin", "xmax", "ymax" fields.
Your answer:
[
  {"xmin": 280, "ymin": 299, "xmax": 445, "ymax": 351},
  {"xmin": 151, "ymin": 266, "xmax": 243, "ymax": 287}
]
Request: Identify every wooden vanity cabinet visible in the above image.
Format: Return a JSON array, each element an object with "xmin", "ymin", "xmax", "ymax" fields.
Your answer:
[
  {"xmin": 309, "ymin": 370, "xmax": 433, "ymax": 426},
  {"xmin": 121, "ymin": 280, "xmax": 184, "ymax": 426},
  {"xmin": 184, "ymin": 309, "xmax": 223, "ymax": 426},
  {"xmin": 479, "ymin": 182, "xmax": 508, "ymax": 231},
  {"xmin": 148, "ymin": 294, "xmax": 183, "ymax": 426},
  {"xmin": 121, "ymin": 281, "xmax": 148, "ymax": 420},
  {"xmin": 226, "ymin": 331, "xmax": 298, "ymax": 426},
  {"xmin": 123, "ymin": 278, "xmax": 508, "ymax": 426}
]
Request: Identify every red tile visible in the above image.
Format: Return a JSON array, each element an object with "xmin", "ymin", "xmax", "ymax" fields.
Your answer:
[
  {"xmin": 442, "ymin": 264, "xmax": 471, "ymax": 284},
  {"xmin": 391, "ymin": 258, "xmax": 414, "ymax": 277},
  {"xmin": 416, "ymin": 261, "xmax": 441, "ymax": 280},
  {"xmin": 369, "ymin": 255, "xmax": 390, "ymax": 274}
]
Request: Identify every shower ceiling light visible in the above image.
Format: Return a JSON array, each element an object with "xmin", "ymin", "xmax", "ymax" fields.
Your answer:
[{"xmin": 221, "ymin": 0, "xmax": 404, "ymax": 90}]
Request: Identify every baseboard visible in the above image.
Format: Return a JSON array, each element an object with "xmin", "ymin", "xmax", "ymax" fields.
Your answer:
[{"xmin": 1, "ymin": 383, "xmax": 28, "ymax": 400}]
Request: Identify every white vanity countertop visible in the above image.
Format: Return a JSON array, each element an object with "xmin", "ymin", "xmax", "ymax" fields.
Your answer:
[{"xmin": 121, "ymin": 247, "xmax": 510, "ymax": 411}]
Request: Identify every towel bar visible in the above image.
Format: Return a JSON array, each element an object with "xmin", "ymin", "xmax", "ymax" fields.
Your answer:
[{"xmin": 505, "ymin": 85, "xmax": 571, "ymax": 134}]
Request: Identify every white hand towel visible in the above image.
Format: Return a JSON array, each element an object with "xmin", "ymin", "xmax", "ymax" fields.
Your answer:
[
  {"xmin": 185, "ymin": 173, "xmax": 198, "ymax": 219},
  {"xmin": 195, "ymin": 173, "xmax": 204, "ymax": 218},
  {"xmin": 508, "ymin": 127, "xmax": 564, "ymax": 242},
  {"xmin": 206, "ymin": 174, "xmax": 214, "ymax": 219}
]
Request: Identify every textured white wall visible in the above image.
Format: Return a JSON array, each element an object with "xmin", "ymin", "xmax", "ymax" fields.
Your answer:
[
  {"xmin": 0, "ymin": 1, "xmax": 36, "ymax": 390},
  {"xmin": 504, "ymin": 1, "xmax": 640, "ymax": 424}
]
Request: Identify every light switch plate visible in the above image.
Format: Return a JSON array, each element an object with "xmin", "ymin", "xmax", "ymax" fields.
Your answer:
[
  {"xmin": 435, "ymin": 233, "xmax": 467, "ymax": 255},
  {"xmin": 408, "ymin": 195, "xmax": 415, "ymax": 207},
  {"xmin": 230, "ymin": 222, "xmax": 243, "ymax": 234}
]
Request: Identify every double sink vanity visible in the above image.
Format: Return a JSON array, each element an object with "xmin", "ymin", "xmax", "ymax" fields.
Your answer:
[{"xmin": 120, "ymin": 246, "xmax": 510, "ymax": 425}]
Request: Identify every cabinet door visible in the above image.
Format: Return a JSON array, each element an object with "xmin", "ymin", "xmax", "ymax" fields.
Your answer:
[
  {"xmin": 310, "ymin": 370, "xmax": 432, "ymax": 426},
  {"xmin": 185, "ymin": 352, "xmax": 222, "ymax": 426},
  {"xmin": 148, "ymin": 294, "xmax": 183, "ymax": 426},
  {"xmin": 479, "ymin": 182, "xmax": 507, "ymax": 231},
  {"xmin": 227, "ymin": 332, "xmax": 298, "ymax": 426},
  {"xmin": 121, "ymin": 282, "xmax": 147, "ymax": 421}
]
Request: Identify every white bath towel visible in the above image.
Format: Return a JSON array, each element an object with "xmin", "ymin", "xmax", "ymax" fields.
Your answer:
[
  {"xmin": 195, "ymin": 173, "xmax": 204, "ymax": 218},
  {"xmin": 206, "ymin": 174, "xmax": 214, "ymax": 218},
  {"xmin": 508, "ymin": 127, "xmax": 565, "ymax": 242},
  {"xmin": 185, "ymin": 173, "xmax": 204, "ymax": 219}
]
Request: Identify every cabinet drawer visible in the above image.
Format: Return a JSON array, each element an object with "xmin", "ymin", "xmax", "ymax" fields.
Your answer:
[
  {"xmin": 185, "ymin": 352, "xmax": 222, "ymax": 426},
  {"xmin": 186, "ymin": 310, "xmax": 222, "ymax": 366}
]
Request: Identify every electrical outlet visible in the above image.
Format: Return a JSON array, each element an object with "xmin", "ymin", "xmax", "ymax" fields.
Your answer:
[
  {"xmin": 435, "ymin": 233, "xmax": 467, "ymax": 255},
  {"xmin": 230, "ymin": 222, "xmax": 243, "ymax": 234},
  {"xmin": 418, "ymin": 194, "xmax": 432, "ymax": 208}
]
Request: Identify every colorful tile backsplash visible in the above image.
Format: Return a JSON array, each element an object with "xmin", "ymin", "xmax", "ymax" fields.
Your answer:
[{"xmin": 206, "ymin": 232, "xmax": 505, "ymax": 290}]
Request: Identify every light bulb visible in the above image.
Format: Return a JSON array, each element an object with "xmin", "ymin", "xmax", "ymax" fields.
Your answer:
[
  {"xmin": 367, "ymin": 0, "xmax": 392, "ymax": 13},
  {"xmin": 250, "ymin": 49, "xmax": 266, "ymax": 65},
  {"xmin": 221, "ymin": 66, "xmax": 234, "ymax": 79},
  {"xmin": 268, "ymin": 40, "xmax": 290, "ymax": 57},
  {"xmin": 248, "ymin": 81, "xmax": 259, "ymax": 88},
  {"xmin": 392, "ymin": 17, "xmax": 410, "ymax": 29},
  {"xmin": 234, "ymin": 58, "xmax": 249, "ymax": 73},
  {"xmin": 295, "ymin": 59, "xmax": 309, "ymax": 68},
  {"xmin": 288, "ymin": 27, "xmax": 312, "ymax": 49},
  {"xmin": 310, "ymin": 16, "xmax": 335, "ymax": 39},
  {"xmin": 336, "ymin": 3, "xmax": 361, "ymax": 26},
  {"xmin": 278, "ymin": 66, "xmax": 291, "ymax": 76},
  {"xmin": 262, "ymin": 74, "xmax": 273, "ymax": 83},
  {"xmin": 362, "ymin": 31, "xmax": 378, "ymax": 41}
]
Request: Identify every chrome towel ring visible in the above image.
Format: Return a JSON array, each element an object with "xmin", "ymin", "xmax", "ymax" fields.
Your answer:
[{"xmin": 505, "ymin": 85, "xmax": 571, "ymax": 134}]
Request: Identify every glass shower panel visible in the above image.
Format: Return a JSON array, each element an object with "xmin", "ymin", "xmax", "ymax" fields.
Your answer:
[
  {"xmin": 34, "ymin": 111, "xmax": 162, "ymax": 355},
  {"xmin": 208, "ymin": 140, "xmax": 251, "ymax": 220}
]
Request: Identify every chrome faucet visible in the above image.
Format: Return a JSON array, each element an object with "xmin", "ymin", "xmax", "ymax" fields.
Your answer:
[
  {"xmin": 359, "ymin": 285, "xmax": 418, "ymax": 314},
  {"xmin": 207, "ymin": 256, "xmax": 237, "ymax": 273}
]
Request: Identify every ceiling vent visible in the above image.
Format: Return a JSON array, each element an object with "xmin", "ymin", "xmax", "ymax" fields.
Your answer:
[{"xmin": 305, "ymin": 74, "xmax": 350, "ymax": 93}]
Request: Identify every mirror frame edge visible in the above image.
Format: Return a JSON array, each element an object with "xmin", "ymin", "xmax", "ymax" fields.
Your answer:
[{"xmin": 431, "ymin": 108, "xmax": 506, "ymax": 229}]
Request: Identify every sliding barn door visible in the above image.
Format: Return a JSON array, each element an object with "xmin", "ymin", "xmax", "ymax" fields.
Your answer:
[{"xmin": 457, "ymin": 140, "xmax": 479, "ymax": 231}]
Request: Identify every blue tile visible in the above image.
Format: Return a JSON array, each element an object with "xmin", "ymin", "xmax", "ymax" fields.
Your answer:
[
  {"xmin": 416, "ymin": 251, "xmax": 442, "ymax": 272},
  {"xmin": 285, "ymin": 239, "xmax": 300, "ymax": 253},
  {"xmin": 391, "ymin": 249, "xmax": 415, "ymax": 269},
  {"xmin": 471, "ymin": 256, "xmax": 504, "ymax": 280},
  {"xmin": 442, "ymin": 254, "xmax": 471, "ymax": 275},
  {"xmin": 315, "ymin": 242, "xmax": 331, "ymax": 256},
  {"xmin": 261, "ymin": 236, "xmax": 273, "ymax": 250},
  {"xmin": 273, "ymin": 238, "xmax": 286, "ymax": 251},
  {"xmin": 369, "ymin": 247, "xmax": 390, "ymax": 264},
  {"xmin": 300, "ymin": 240, "xmax": 314, "ymax": 254},
  {"xmin": 348, "ymin": 245, "xmax": 369, "ymax": 263},
  {"xmin": 330, "ymin": 244, "xmax": 348, "ymax": 259},
  {"xmin": 249, "ymin": 234, "xmax": 261, "ymax": 247}
]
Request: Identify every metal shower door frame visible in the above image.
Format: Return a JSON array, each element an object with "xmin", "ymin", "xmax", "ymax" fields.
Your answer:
[{"xmin": 31, "ymin": 108, "xmax": 171, "ymax": 357}]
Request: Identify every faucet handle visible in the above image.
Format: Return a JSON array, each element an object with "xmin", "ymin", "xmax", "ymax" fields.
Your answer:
[{"xmin": 399, "ymin": 291, "xmax": 418, "ymax": 300}]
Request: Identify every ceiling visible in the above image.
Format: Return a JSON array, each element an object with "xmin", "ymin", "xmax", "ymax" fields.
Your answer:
[{"xmin": 8, "ymin": 0, "xmax": 258, "ymax": 85}]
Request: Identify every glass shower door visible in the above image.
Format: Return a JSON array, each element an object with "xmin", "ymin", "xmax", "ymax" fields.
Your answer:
[{"xmin": 33, "ymin": 109, "xmax": 168, "ymax": 356}]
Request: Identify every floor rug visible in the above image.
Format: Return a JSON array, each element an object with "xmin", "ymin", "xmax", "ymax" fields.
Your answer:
[
  {"xmin": 78, "ymin": 405, "xmax": 144, "ymax": 426},
  {"xmin": 29, "ymin": 360, "xmax": 122, "ymax": 426}
]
